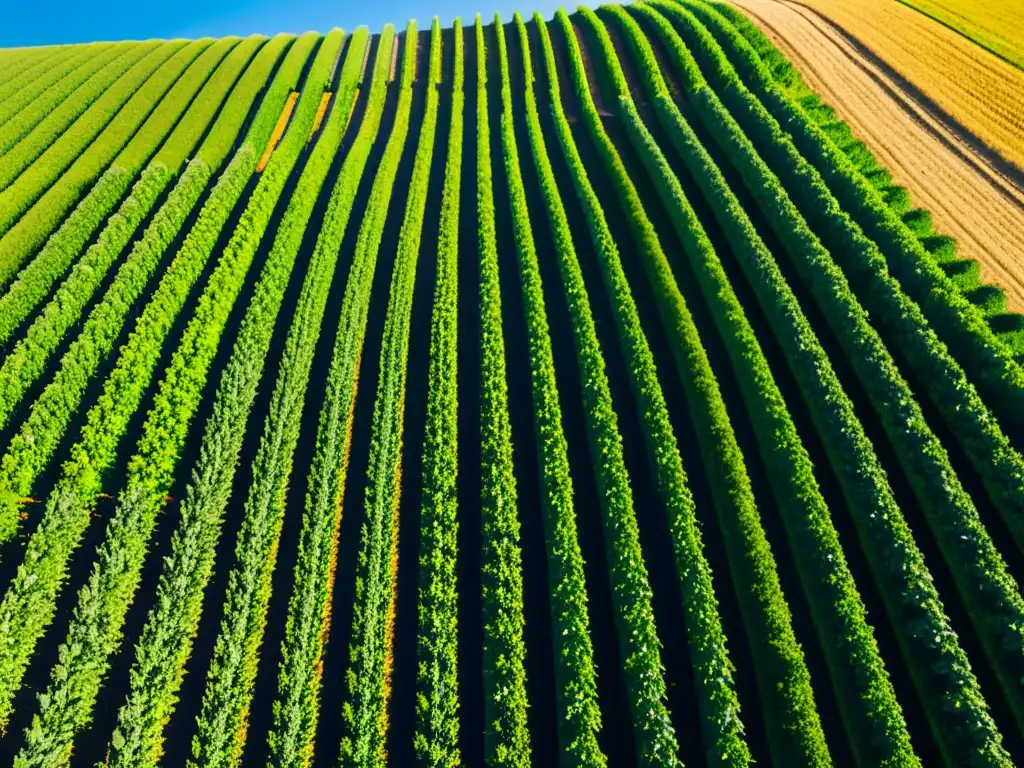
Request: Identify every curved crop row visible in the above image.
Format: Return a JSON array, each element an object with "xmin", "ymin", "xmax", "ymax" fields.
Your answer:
[
  {"xmin": 474, "ymin": 14, "xmax": 531, "ymax": 767},
  {"xmin": 0, "ymin": 32, "xmax": 314, "ymax": 543},
  {"xmin": 687, "ymin": 0, "xmax": 1024, "ymax": 441},
  {"xmin": 629, "ymin": 2, "xmax": 1011, "ymax": 764},
  {"xmin": 652, "ymin": 0, "xmax": 1024, "ymax": 737},
  {"xmin": 692, "ymin": 2, "xmax": 1024, "ymax": 552},
  {"xmin": 561, "ymin": 9, "xmax": 833, "ymax": 766},
  {"xmin": 187, "ymin": 26, "xmax": 395, "ymax": 768},
  {"xmin": 0, "ymin": 46, "xmax": 63, "ymax": 92},
  {"xmin": 600, "ymin": 5, "xmax": 919, "ymax": 765},
  {"xmin": 0, "ymin": 39, "xmax": 195, "ymax": 254},
  {"xmin": 0, "ymin": 35, "xmax": 255, "ymax": 347},
  {"xmin": 0, "ymin": 34, "xmax": 289, "ymax": 366},
  {"xmin": 501, "ymin": 13, "xmax": 611, "ymax": 767},
  {"xmin": 98, "ymin": 29, "xmax": 370, "ymax": 768},
  {"xmin": 338, "ymin": 22, "xmax": 437, "ymax": 765},
  {"xmin": 0, "ymin": 45, "xmax": 93, "ymax": 123},
  {"xmin": 532, "ymin": 12, "xmax": 751, "ymax": 766},
  {"xmin": 414, "ymin": 19, "xmax": 464, "ymax": 768},
  {"xmin": 0, "ymin": 31, "xmax": 337, "ymax": 738},
  {"xmin": 0, "ymin": 41, "xmax": 164, "ymax": 188},
  {"xmin": 301, "ymin": 21, "xmax": 414, "ymax": 765},
  {"xmin": 10, "ymin": 29, "xmax": 343, "ymax": 762},
  {"xmin": 10, "ymin": 27, "xmax": 353, "ymax": 768},
  {"xmin": 0, "ymin": 43, "xmax": 117, "ymax": 142}
]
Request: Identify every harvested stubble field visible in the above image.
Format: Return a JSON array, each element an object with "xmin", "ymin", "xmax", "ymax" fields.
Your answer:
[
  {"xmin": 731, "ymin": 0, "xmax": 1024, "ymax": 311},
  {"xmin": 0, "ymin": 2, "xmax": 1023, "ymax": 767},
  {"xmin": 893, "ymin": 0, "xmax": 1024, "ymax": 71}
]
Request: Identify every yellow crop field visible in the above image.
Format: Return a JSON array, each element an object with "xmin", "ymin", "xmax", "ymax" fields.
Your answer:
[
  {"xmin": 895, "ymin": 0, "xmax": 1024, "ymax": 69},
  {"xmin": 774, "ymin": 0, "xmax": 1024, "ymax": 170}
]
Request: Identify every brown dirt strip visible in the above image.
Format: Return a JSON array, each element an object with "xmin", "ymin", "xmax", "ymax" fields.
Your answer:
[{"xmin": 729, "ymin": 0, "xmax": 1024, "ymax": 312}]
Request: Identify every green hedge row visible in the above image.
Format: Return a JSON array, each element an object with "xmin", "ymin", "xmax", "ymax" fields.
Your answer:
[
  {"xmin": 503, "ymin": 13, "xmax": 611, "ymax": 766},
  {"xmin": 0, "ymin": 36, "xmax": 259, "ymax": 347},
  {"xmin": 181, "ymin": 29, "xmax": 387, "ymax": 767},
  {"xmin": 534, "ymin": 11, "xmax": 751, "ymax": 766},
  {"xmin": 101, "ymin": 30, "xmax": 367, "ymax": 768},
  {"xmin": 569, "ymin": 8, "xmax": 830, "ymax": 765},
  {"xmin": 0, "ymin": 41, "xmax": 167, "ymax": 194},
  {"xmin": 475, "ymin": 14, "xmax": 531, "ymax": 767},
  {"xmin": 654, "ymin": 0, "xmax": 1024, "ymax": 741},
  {"xmin": 0, "ymin": 29, "xmax": 333, "ymax": 745},
  {"xmin": 700, "ymin": 0, "xmax": 1024, "ymax": 417},
  {"xmin": 0, "ymin": 33, "xmax": 313, "ymax": 543},
  {"xmin": 605, "ymin": 4, "xmax": 922, "ymax": 765},
  {"xmin": 9, "ymin": 31, "xmax": 347, "ymax": 768},
  {"xmin": 329, "ymin": 23, "xmax": 420, "ymax": 766},
  {"xmin": 0, "ymin": 43, "xmax": 123, "ymax": 150},
  {"xmin": 415, "ymin": 18, "xmax": 464, "ymax": 768},
  {"xmin": 0, "ymin": 40, "xmax": 195, "ymax": 273}
]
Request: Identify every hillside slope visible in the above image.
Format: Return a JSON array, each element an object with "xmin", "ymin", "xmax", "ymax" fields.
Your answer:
[{"xmin": 0, "ymin": 4, "xmax": 1021, "ymax": 767}]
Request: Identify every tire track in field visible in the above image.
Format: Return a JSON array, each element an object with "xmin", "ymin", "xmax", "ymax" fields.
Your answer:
[{"xmin": 729, "ymin": 0, "xmax": 1024, "ymax": 311}]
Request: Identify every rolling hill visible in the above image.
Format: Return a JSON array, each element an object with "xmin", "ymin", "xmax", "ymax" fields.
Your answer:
[{"xmin": 0, "ymin": 2, "xmax": 1022, "ymax": 766}]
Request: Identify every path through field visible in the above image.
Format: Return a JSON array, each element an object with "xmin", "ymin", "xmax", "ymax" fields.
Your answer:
[{"xmin": 731, "ymin": 0, "xmax": 1024, "ymax": 311}]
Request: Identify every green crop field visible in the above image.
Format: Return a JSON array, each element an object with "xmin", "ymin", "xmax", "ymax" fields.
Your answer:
[{"xmin": 0, "ymin": 2, "xmax": 1021, "ymax": 766}]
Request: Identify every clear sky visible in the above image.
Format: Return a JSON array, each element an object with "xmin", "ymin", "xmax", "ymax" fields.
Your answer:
[{"xmin": 0, "ymin": 0, "xmax": 623, "ymax": 47}]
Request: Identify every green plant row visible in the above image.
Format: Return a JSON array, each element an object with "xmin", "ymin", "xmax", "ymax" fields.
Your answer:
[
  {"xmin": 0, "ymin": 42, "xmax": 164, "ymax": 187},
  {"xmin": 101, "ymin": 29, "xmax": 360, "ymax": 768},
  {"xmin": 414, "ymin": 18, "xmax": 464, "ymax": 768},
  {"xmin": 700, "ymin": 0, "xmax": 1024, "ymax": 434},
  {"xmin": 185, "ymin": 27, "xmax": 393, "ymax": 768},
  {"xmin": 694, "ymin": 2, "xmax": 1024, "ymax": 549},
  {"xmin": 0, "ymin": 40, "xmax": 192, "ymax": 256},
  {"xmin": 657, "ymin": 0, "xmax": 1024, "ymax": 739},
  {"xmin": 0, "ymin": 46, "xmax": 77, "ymax": 79},
  {"xmin": 502, "ymin": 13, "xmax": 610, "ymax": 767},
  {"xmin": 339, "ymin": 22, "xmax": 435, "ymax": 764},
  {"xmin": 0, "ymin": 43, "xmax": 118, "ymax": 143},
  {"xmin": 631, "ymin": 2, "xmax": 1011, "ymax": 764},
  {"xmin": 0, "ymin": 46, "xmax": 81, "ymax": 114},
  {"xmin": 605, "ymin": 5, "xmax": 921, "ymax": 765},
  {"xmin": 0, "ymin": 30, "xmax": 332, "ymax": 738},
  {"xmin": 566, "ymin": 8, "xmax": 831, "ymax": 766},
  {"xmin": 0, "ymin": 44, "xmax": 90, "ymax": 117},
  {"xmin": 10, "ymin": 32, "xmax": 343, "ymax": 766},
  {"xmin": 0, "ymin": 33, "xmax": 312, "ymax": 543},
  {"xmin": 533, "ymin": 11, "xmax": 750, "ymax": 766},
  {"xmin": 0, "ymin": 35, "xmax": 257, "ymax": 347},
  {"xmin": 319, "ymin": 21, "xmax": 416, "ymax": 766},
  {"xmin": 474, "ymin": 14, "xmax": 530, "ymax": 767},
  {"xmin": 706, "ymin": 0, "xmax": 1010, "ymax": 343}
]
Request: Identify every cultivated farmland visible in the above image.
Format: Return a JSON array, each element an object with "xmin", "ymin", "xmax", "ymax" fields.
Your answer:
[{"xmin": 0, "ymin": 3, "xmax": 1021, "ymax": 767}]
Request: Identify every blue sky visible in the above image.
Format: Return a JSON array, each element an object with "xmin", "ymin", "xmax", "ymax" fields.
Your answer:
[{"xmin": 0, "ymin": 0, "xmax": 623, "ymax": 47}]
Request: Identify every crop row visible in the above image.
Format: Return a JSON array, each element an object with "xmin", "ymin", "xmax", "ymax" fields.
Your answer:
[
  {"xmin": 473, "ymin": 14, "xmax": 531, "ymax": 766},
  {"xmin": 0, "ymin": 33, "xmax": 314, "ymax": 542},
  {"xmin": 662, "ymin": 1, "xmax": 1024, "ymax": 737},
  {"xmin": 0, "ymin": 41, "xmax": 167, "ymax": 195},
  {"xmin": 0, "ymin": 30, "xmax": 324, "ymax": 738},
  {"xmin": 317, "ymin": 21, "xmax": 416, "ymax": 765},
  {"xmin": 500, "ymin": 13, "xmax": 608, "ymax": 767},
  {"xmin": 414, "ymin": 18, "xmax": 464, "ymax": 767},
  {"xmin": 9, "ymin": 30, "xmax": 347, "ymax": 767},
  {"xmin": 186, "ymin": 26, "xmax": 392, "ymax": 768},
  {"xmin": 604, "ymin": 5, "xmax": 926, "ymax": 765},
  {"xmin": 532, "ymin": 11, "xmax": 751, "ymax": 766},
  {"xmin": 100, "ymin": 28, "xmax": 368, "ymax": 768},
  {"xmin": 691, "ymin": 0, "xmax": 1024, "ymax": 440},
  {"xmin": 0, "ymin": 39, "xmax": 194, "ymax": 264},
  {"xmin": 562, "ymin": 8, "xmax": 831, "ymax": 765},
  {"xmin": 0, "ymin": 43, "xmax": 122, "ymax": 151},
  {"xmin": 630, "ymin": 1, "xmax": 1012, "ymax": 763},
  {"xmin": 0, "ymin": 35, "xmax": 258, "ymax": 348}
]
